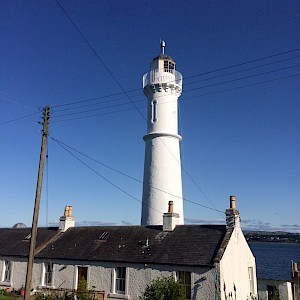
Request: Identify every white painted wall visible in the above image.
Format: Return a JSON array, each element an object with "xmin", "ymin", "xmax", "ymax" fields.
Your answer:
[
  {"xmin": 141, "ymin": 70, "xmax": 184, "ymax": 226},
  {"xmin": 220, "ymin": 227, "xmax": 258, "ymax": 299},
  {"xmin": 1, "ymin": 256, "xmax": 223, "ymax": 300},
  {"xmin": 0, "ymin": 257, "xmax": 41, "ymax": 290},
  {"xmin": 257, "ymin": 278, "xmax": 293, "ymax": 300}
]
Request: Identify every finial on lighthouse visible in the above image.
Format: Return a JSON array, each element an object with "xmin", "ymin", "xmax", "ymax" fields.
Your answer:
[{"xmin": 161, "ymin": 39, "xmax": 166, "ymax": 54}]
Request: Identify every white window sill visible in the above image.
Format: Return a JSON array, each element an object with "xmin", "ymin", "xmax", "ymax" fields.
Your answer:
[
  {"xmin": 37, "ymin": 285, "xmax": 55, "ymax": 290},
  {"xmin": 0, "ymin": 282, "xmax": 11, "ymax": 287},
  {"xmin": 108, "ymin": 293, "xmax": 129, "ymax": 299}
]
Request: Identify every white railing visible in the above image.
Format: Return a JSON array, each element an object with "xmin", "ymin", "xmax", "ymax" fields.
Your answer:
[{"xmin": 143, "ymin": 69, "xmax": 183, "ymax": 89}]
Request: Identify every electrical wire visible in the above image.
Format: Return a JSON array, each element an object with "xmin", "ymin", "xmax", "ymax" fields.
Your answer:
[
  {"xmin": 50, "ymin": 63, "xmax": 300, "ymax": 119},
  {"xmin": 0, "ymin": 112, "xmax": 40, "ymax": 126},
  {"xmin": 50, "ymin": 73, "xmax": 300, "ymax": 123},
  {"xmin": 50, "ymin": 50, "xmax": 300, "ymax": 110},
  {"xmin": 50, "ymin": 136, "xmax": 225, "ymax": 214},
  {"xmin": 50, "ymin": 135, "xmax": 164, "ymax": 216},
  {"xmin": 54, "ymin": 1, "xmax": 299, "ymax": 215}
]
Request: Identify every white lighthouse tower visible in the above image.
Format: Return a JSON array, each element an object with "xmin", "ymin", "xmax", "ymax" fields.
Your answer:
[{"xmin": 141, "ymin": 41, "xmax": 184, "ymax": 226}]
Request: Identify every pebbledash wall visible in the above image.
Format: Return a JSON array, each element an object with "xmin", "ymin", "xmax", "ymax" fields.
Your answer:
[
  {"xmin": 0, "ymin": 258, "xmax": 218, "ymax": 299},
  {"xmin": 0, "ymin": 258, "xmax": 28, "ymax": 290},
  {"xmin": 258, "ymin": 279, "xmax": 293, "ymax": 300}
]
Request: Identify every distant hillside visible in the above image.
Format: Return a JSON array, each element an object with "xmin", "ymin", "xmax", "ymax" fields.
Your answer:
[{"xmin": 244, "ymin": 231, "xmax": 300, "ymax": 243}]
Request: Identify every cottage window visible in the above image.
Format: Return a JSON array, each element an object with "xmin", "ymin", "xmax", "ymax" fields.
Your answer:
[
  {"xmin": 2, "ymin": 261, "xmax": 12, "ymax": 283},
  {"xmin": 267, "ymin": 285, "xmax": 279, "ymax": 300},
  {"xmin": 43, "ymin": 262, "xmax": 53, "ymax": 287},
  {"xmin": 115, "ymin": 267, "xmax": 126, "ymax": 294},
  {"xmin": 110, "ymin": 267, "xmax": 128, "ymax": 298},
  {"xmin": 177, "ymin": 271, "xmax": 191, "ymax": 300}
]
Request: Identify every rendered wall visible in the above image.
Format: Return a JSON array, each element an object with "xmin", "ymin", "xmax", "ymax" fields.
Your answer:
[
  {"xmin": 220, "ymin": 227, "xmax": 258, "ymax": 300},
  {"xmin": 257, "ymin": 278, "xmax": 293, "ymax": 300},
  {"xmin": 1, "ymin": 257, "xmax": 222, "ymax": 300},
  {"xmin": 0, "ymin": 257, "xmax": 41, "ymax": 290}
]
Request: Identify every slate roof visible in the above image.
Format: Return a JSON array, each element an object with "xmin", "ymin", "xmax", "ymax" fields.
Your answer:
[
  {"xmin": 36, "ymin": 225, "xmax": 228, "ymax": 267},
  {"xmin": 0, "ymin": 227, "xmax": 60, "ymax": 257}
]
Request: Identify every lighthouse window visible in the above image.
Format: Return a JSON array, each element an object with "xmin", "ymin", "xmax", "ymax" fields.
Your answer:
[
  {"xmin": 164, "ymin": 60, "xmax": 169, "ymax": 72},
  {"xmin": 152, "ymin": 100, "xmax": 157, "ymax": 123},
  {"xmin": 169, "ymin": 62, "xmax": 175, "ymax": 70},
  {"xmin": 164, "ymin": 60, "xmax": 175, "ymax": 73}
]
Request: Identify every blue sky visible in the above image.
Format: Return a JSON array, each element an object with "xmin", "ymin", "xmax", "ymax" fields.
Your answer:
[{"xmin": 1, "ymin": 0, "xmax": 299, "ymax": 232}]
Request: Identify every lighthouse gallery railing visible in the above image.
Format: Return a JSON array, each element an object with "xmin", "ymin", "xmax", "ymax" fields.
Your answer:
[{"xmin": 143, "ymin": 69, "xmax": 183, "ymax": 89}]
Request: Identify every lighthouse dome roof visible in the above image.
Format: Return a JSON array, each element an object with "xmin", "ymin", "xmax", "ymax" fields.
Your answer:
[{"xmin": 152, "ymin": 53, "xmax": 174, "ymax": 62}]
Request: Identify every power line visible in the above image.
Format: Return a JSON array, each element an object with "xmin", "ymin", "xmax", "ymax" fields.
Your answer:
[
  {"xmin": 50, "ymin": 60, "xmax": 300, "ymax": 119},
  {"xmin": 54, "ymin": 1, "xmax": 299, "ymax": 214},
  {"xmin": 0, "ymin": 112, "xmax": 40, "ymax": 126},
  {"xmin": 50, "ymin": 136, "xmax": 224, "ymax": 214},
  {"xmin": 55, "ymin": 0, "xmax": 146, "ymax": 122},
  {"xmin": 50, "ymin": 135, "xmax": 164, "ymax": 216},
  {"xmin": 55, "ymin": 0, "xmax": 220, "ymax": 212},
  {"xmin": 185, "ymin": 48, "xmax": 300, "ymax": 79},
  {"xmin": 51, "ymin": 71, "xmax": 300, "ymax": 122},
  {"xmin": 50, "ymin": 52, "xmax": 300, "ymax": 112},
  {"xmin": 50, "ymin": 73, "xmax": 300, "ymax": 124},
  {"xmin": 51, "ymin": 106, "xmax": 145, "ymax": 123},
  {"xmin": 185, "ymin": 64, "xmax": 300, "ymax": 94},
  {"xmin": 0, "ymin": 95, "xmax": 40, "ymax": 111},
  {"xmin": 184, "ymin": 55, "xmax": 300, "ymax": 86}
]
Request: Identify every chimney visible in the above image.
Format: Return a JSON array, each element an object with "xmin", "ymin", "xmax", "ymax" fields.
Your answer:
[
  {"xmin": 292, "ymin": 261, "xmax": 300, "ymax": 300},
  {"xmin": 59, "ymin": 205, "xmax": 75, "ymax": 232},
  {"xmin": 163, "ymin": 201, "xmax": 180, "ymax": 231},
  {"xmin": 225, "ymin": 196, "xmax": 240, "ymax": 229}
]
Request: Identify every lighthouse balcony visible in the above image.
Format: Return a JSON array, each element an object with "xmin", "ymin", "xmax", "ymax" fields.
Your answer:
[{"xmin": 143, "ymin": 69, "xmax": 182, "ymax": 89}]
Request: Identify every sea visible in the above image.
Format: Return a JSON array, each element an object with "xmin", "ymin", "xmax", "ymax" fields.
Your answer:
[{"xmin": 249, "ymin": 242, "xmax": 300, "ymax": 280}]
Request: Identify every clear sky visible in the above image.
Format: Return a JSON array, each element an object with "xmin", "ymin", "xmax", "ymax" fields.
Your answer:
[{"xmin": 1, "ymin": 0, "xmax": 299, "ymax": 232}]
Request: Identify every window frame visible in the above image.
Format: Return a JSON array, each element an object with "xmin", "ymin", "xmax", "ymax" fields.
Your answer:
[
  {"xmin": 109, "ymin": 267, "xmax": 129, "ymax": 299},
  {"xmin": 1, "ymin": 261, "xmax": 13, "ymax": 284},
  {"xmin": 151, "ymin": 100, "xmax": 157, "ymax": 123},
  {"xmin": 267, "ymin": 285, "xmax": 279, "ymax": 300},
  {"xmin": 248, "ymin": 266, "xmax": 255, "ymax": 294},
  {"xmin": 41, "ymin": 262, "xmax": 54, "ymax": 288},
  {"xmin": 176, "ymin": 270, "xmax": 192, "ymax": 300}
]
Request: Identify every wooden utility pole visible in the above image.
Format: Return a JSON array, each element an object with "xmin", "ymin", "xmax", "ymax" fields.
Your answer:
[{"xmin": 24, "ymin": 106, "xmax": 50, "ymax": 300}]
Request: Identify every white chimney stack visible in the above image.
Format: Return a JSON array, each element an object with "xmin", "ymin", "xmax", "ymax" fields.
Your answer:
[
  {"xmin": 225, "ymin": 196, "xmax": 241, "ymax": 229},
  {"xmin": 163, "ymin": 201, "xmax": 180, "ymax": 231},
  {"xmin": 59, "ymin": 205, "xmax": 75, "ymax": 232}
]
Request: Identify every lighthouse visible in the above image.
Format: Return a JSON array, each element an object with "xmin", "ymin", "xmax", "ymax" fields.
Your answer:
[{"xmin": 141, "ymin": 41, "xmax": 184, "ymax": 226}]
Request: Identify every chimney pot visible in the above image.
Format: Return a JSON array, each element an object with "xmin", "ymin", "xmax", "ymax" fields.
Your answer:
[
  {"xmin": 168, "ymin": 201, "xmax": 174, "ymax": 213},
  {"xmin": 229, "ymin": 195, "xmax": 236, "ymax": 209},
  {"xmin": 293, "ymin": 262, "xmax": 299, "ymax": 272},
  {"xmin": 60, "ymin": 205, "xmax": 75, "ymax": 232}
]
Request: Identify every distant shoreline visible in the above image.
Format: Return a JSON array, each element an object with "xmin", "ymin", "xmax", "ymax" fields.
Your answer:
[{"xmin": 244, "ymin": 231, "xmax": 300, "ymax": 243}]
